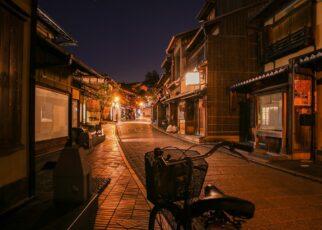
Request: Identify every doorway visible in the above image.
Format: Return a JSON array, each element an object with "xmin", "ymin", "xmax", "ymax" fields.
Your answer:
[
  {"xmin": 292, "ymin": 74, "xmax": 313, "ymax": 158},
  {"xmin": 239, "ymin": 100, "xmax": 251, "ymax": 143}
]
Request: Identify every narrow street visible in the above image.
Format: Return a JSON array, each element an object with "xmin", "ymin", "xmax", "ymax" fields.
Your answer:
[
  {"xmin": 2, "ymin": 1, "xmax": 322, "ymax": 229},
  {"xmin": 89, "ymin": 123, "xmax": 151, "ymax": 229},
  {"xmin": 117, "ymin": 121, "xmax": 322, "ymax": 229}
]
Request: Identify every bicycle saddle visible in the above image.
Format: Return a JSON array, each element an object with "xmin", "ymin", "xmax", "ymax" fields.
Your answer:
[{"xmin": 191, "ymin": 185, "xmax": 255, "ymax": 219}]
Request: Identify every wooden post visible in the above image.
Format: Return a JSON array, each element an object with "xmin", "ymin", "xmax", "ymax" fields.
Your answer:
[
  {"xmin": 28, "ymin": 0, "xmax": 38, "ymax": 198},
  {"xmin": 288, "ymin": 60, "xmax": 295, "ymax": 156},
  {"xmin": 68, "ymin": 94, "xmax": 72, "ymax": 140},
  {"xmin": 311, "ymin": 69, "xmax": 317, "ymax": 161}
]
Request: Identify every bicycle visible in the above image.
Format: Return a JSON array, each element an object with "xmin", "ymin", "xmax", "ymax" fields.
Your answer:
[{"xmin": 145, "ymin": 141, "xmax": 255, "ymax": 229}]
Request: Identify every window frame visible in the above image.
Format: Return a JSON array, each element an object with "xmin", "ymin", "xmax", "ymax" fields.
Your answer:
[
  {"xmin": 35, "ymin": 86, "xmax": 69, "ymax": 142},
  {"xmin": 257, "ymin": 93, "xmax": 283, "ymax": 131}
]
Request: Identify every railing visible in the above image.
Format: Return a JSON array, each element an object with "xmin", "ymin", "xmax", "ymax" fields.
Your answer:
[{"xmin": 263, "ymin": 27, "xmax": 313, "ymax": 63}]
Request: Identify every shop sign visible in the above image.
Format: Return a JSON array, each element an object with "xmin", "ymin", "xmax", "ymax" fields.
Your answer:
[
  {"xmin": 87, "ymin": 99, "xmax": 100, "ymax": 112},
  {"xmin": 72, "ymin": 88, "xmax": 80, "ymax": 100},
  {"xmin": 102, "ymin": 106, "xmax": 110, "ymax": 116},
  {"xmin": 294, "ymin": 79, "xmax": 312, "ymax": 106}
]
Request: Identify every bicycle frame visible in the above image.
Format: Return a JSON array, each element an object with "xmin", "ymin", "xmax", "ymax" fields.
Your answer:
[{"xmin": 155, "ymin": 141, "xmax": 253, "ymax": 229}]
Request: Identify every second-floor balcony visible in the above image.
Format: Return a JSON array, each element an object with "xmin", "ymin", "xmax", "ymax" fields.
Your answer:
[
  {"xmin": 263, "ymin": 26, "xmax": 313, "ymax": 63},
  {"xmin": 261, "ymin": 0, "xmax": 313, "ymax": 63}
]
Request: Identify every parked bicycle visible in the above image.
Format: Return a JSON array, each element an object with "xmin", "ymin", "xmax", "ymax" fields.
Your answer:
[{"xmin": 145, "ymin": 141, "xmax": 255, "ymax": 229}]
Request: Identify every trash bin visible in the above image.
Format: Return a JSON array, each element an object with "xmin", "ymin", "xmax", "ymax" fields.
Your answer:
[{"xmin": 54, "ymin": 143, "xmax": 92, "ymax": 204}]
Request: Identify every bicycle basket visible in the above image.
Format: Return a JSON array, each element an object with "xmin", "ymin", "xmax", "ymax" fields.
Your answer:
[{"xmin": 145, "ymin": 149, "xmax": 208, "ymax": 204}]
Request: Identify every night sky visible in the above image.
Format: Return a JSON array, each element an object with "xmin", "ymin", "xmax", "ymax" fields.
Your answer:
[{"xmin": 39, "ymin": 0, "xmax": 203, "ymax": 83}]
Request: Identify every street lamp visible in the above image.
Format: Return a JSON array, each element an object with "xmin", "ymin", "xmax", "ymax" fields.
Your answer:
[{"xmin": 114, "ymin": 96, "xmax": 120, "ymax": 103}]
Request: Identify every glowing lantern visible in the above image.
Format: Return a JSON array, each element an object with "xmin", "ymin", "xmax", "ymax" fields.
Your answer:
[
  {"xmin": 185, "ymin": 68, "xmax": 200, "ymax": 86},
  {"xmin": 114, "ymin": 96, "xmax": 120, "ymax": 103}
]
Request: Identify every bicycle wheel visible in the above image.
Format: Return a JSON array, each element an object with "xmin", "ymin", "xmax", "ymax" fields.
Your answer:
[{"xmin": 149, "ymin": 205, "xmax": 184, "ymax": 230}]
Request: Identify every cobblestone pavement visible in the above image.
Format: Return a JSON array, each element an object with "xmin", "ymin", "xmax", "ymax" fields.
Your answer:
[
  {"xmin": 88, "ymin": 123, "xmax": 151, "ymax": 229},
  {"xmin": 117, "ymin": 121, "xmax": 322, "ymax": 229}
]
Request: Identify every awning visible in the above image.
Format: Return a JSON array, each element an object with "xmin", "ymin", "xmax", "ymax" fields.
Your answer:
[
  {"xmin": 163, "ymin": 88, "xmax": 206, "ymax": 103},
  {"xmin": 36, "ymin": 35, "xmax": 102, "ymax": 78},
  {"xmin": 230, "ymin": 66, "xmax": 289, "ymax": 93},
  {"xmin": 296, "ymin": 49, "xmax": 322, "ymax": 71}
]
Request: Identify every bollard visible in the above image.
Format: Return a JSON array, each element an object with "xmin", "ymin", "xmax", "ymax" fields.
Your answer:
[{"xmin": 54, "ymin": 142, "xmax": 92, "ymax": 204}]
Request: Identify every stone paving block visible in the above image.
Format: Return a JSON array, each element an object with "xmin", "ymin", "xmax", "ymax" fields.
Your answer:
[
  {"xmin": 117, "ymin": 122, "xmax": 322, "ymax": 229},
  {"xmin": 88, "ymin": 124, "xmax": 152, "ymax": 230}
]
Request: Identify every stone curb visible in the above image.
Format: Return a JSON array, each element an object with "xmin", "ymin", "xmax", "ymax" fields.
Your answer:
[
  {"xmin": 151, "ymin": 124, "xmax": 322, "ymax": 184},
  {"xmin": 114, "ymin": 124, "xmax": 153, "ymax": 209}
]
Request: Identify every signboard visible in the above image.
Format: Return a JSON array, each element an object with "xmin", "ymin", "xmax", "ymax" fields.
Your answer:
[
  {"xmin": 72, "ymin": 88, "xmax": 80, "ymax": 100},
  {"xmin": 87, "ymin": 99, "xmax": 100, "ymax": 112},
  {"xmin": 294, "ymin": 79, "xmax": 312, "ymax": 106},
  {"xmin": 185, "ymin": 72, "xmax": 200, "ymax": 85}
]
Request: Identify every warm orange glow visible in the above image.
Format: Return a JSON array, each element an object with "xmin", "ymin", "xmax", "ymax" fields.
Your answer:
[
  {"xmin": 185, "ymin": 68, "xmax": 200, "ymax": 85},
  {"xmin": 114, "ymin": 96, "xmax": 120, "ymax": 103}
]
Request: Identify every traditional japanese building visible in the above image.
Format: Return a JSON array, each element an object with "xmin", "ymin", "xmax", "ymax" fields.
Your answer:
[
  {"xmin": 73, "ymin": 74, "xmax": 115, "ymax": 125},
  {"xmin": 0, "ymin": 0, "xmax": 36, "ymax": 215},
  {"xmin": 162, "ymin": 29, "xmax": 199, "ymax": 133},
  {"xmin": 152, "ymin": 60, "xmax": 171, "ymax": 128},
  {"xmin": 35, "ymin": 8, "xmax": 104, "ymax": 156},
  {"xmin": 231, "ymin": 0, "xmax": 322, "ymax": 160},
  {"xmin": 187, "ymin": 0, "xmax": 265, "ymax": 141},
  {"xmin": 154, "ymin": 0, "xmax": 265, "ymax": 142}
]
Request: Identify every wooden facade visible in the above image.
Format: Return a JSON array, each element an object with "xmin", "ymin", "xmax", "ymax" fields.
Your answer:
[
  {"xmin": 152, "ymin": 62, "xmax": 170, "ymax": 128},
  {"xmin": 35, "ymin": 11, "xmax": 75, "ymax": 156},
  {"xmin": 187, "ymin": 0, "xmax": 265, "ymax": 141},
  {"xmin": 232, "ymin": 0, "xmax": 322, "ymax": 160},
  {"xmin": 34, "ymin": 9, "xmax": 108, "ymax": 157},
  {"xmin": 0, "ymin": 0, "xmax": 36, "ymax": 215},
  {"xmin": 153, "ymin": 0, "xmax": 266, "ymax": 142},
  {"xmin": 158, "ymin": 29, "xmax": 207, "ymax": 138}
]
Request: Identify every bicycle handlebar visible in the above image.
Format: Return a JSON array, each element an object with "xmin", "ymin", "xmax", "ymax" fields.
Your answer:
[{"xmin": 157, "ymin": 141, "xmax": 253, "ymax": 166}]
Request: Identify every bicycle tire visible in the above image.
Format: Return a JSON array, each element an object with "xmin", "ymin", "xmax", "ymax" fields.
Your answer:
[{"xmin": 148, "ymin": 205, "xmax": 184, "ymax": 230}]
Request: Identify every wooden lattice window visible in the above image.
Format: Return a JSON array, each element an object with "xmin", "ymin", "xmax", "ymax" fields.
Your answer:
[
  {"xmin": 268, "ymin": 1, "xmax": 311, "ymax": 45},
  {"xmin": 0, "ymin": 6, "xmax": 24, "ymax": 151}
]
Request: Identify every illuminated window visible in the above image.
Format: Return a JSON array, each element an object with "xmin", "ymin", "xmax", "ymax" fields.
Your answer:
[
  {"xmin": 35, "ymin": 87, "xmax": 69, "ymax": 141},
  {"xmin": 258, "ymin": 93, "xmax": 282, "ymax": 131}
]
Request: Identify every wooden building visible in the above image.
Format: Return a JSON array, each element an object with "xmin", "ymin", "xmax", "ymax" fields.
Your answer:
[
  {"xmin": 159, "ymin": 29, "xmax": 200, "ymax": 135},
  {"xmin": 35, "ymin": 8, "xmax": 104, "ymax": 156},
  {"xmin": 186, "ymin": 0, "xmax": 265, "ymax": 141},
  {"xmin": 154, "ymin": 0, "xmax": 265, "ymax": 142},
  {"xmin": 231, "ymin": 0, "xmax": 322, "ymax": 160},
  {"xmin": 73, "ymin": 74, "xmax": 114, "ymax": 125},
  {"xmin": 152, "ymin": 63, "xmax": 171, "ymax": 128},
  {"xmin": 0, "ymin": 0, "xmax": 36, "ymax": 214}
]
